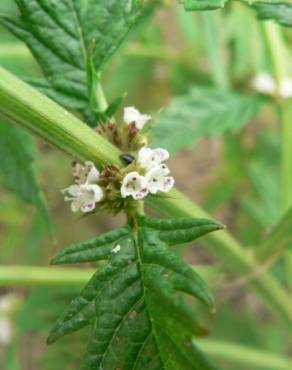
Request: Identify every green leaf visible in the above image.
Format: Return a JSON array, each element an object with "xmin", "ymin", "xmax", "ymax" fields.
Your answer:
[
  {"xmin": 48, "ymin": 215, "xmax": 223, "ymax": 369},
  {"xmin": 182, "ymin": 0, "xmax": 227, "ymax": 11},
  {"xmin": 0, "ymin": 119, "xmax": 49, "ymax": 221},
  {"xmin": 0, "ymin": 0, "xmax": 144, "ymax": 125},
  {"xmin": 152, "ymin": 86, "xmax": 261, "ymax": 154},
  {"xmin": 254, "ymin": 4, "xmax": 292, "ymax": 27},
  {"xmin": 181, "ymin": 0, "xmax": 291, "ymax": 12}
]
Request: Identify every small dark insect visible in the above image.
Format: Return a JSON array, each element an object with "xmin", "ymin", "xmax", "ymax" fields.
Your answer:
[{"xmin": 120, "ymin": 153, "xmax": 135, "ymax": 165}]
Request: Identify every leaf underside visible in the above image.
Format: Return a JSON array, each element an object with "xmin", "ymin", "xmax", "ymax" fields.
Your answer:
[
  {"xmin": 0, "ymin": 0, "xmax": 144, "ymax": 125},
  {"xmin": 48, "ymin": 215, "xmax": 223, "ymax": 370}
]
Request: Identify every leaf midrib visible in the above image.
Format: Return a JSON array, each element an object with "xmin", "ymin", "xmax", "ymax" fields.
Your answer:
[{"xmin": 132, "ymin": 226, "xmax": 166, "ymax": 370}]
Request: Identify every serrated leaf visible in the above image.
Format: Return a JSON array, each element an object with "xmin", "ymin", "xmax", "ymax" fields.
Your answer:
[
  {"xmin": 48, "ymin": 215, "xmax": 223, "ymax": 369},
  {"xmin": 0, "ymin": 119, "xmax": 49, "ymax": 223},
  {"xmin": 254, "ymin": 4, "xmax": 292, "ymax": 27},
  {"xmin": 152, "ymin": 86, "xmax": 261, "ymax": 154},
  {"xmin": 0, "ymin": 0, "xmax": 144, "ymax": 125}
]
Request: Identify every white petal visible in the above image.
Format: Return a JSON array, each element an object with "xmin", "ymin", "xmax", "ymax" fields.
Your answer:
[
  {"xmin": 80, "ymin": 202, "xmax": 96, "ymax": 213},
  {"xmin": 146, "ymin": 166, "xmax": 175, "ymax": 194},
  {"xmin": 64, "ymin": 184, "xmax": 103, "ymax": 213},
  {"xmin": 123, "ymin": 106, "xmax": 151, "ymax": 130},
  {"xmin": 152, "ymin": 148, "xmax": 169, "ymax": 162},
  {"xmin": 85, "ymin": 162, "xmax": 100, "ymax": 184},
  {"xmin": 64, "ymin": 184, "xmax": 83, "ymax": 197},
  {"xmin": 279, "ymin": 78, "xmax": 292, "ymax": 98},
  {"xmin": 72, "ymin": 161, "xmax": 100, "ymax": 184},
  {"xmin": 251, "ymin": 73, "xmax": 275, "ymax": 94},
  {"xmin": 0, "ymin": 318, "xmax": 12, "ymax": 345},
  {"xmin": 85, "ymin": 184, "xmax": 104, "ymax": 202},
  {"xmin": 111, "ymin": 244, "xmax": 121, "ymax": 253},
  {"xmin": 71, "ymin": 197, "xmax": 83, "ymax": 212},
  {"xmin": 133, "ymin": 188, "xmax": 149, "ymax": 200},
  {"xmin": 162, "ymin": 176, "xmax": 175, "ymax": 192},
  {"xmin": 138, "ymin": 147, "xmax": 169, "ymax": 170},
  {"xmin": 121, "ymin": 172, "xmax": 148, "ymax": 199}
]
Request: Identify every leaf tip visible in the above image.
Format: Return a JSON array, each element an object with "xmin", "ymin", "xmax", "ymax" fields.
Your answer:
[
  {"xmin": 50, "ymin": 255, "xmax": 62, "ymax": 265},
  {"xmin": 46, "ymin": 332, "xmax": 57, "ymax": 345}
]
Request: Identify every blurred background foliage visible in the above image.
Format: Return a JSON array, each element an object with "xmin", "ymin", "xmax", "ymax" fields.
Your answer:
[{"xmin": 0, "ymin": 0, "xmax": 292, "ymax": 369}]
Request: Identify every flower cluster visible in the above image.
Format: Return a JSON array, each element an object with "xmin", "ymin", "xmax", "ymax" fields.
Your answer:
[
  {"xmin": 62, "ymin": 107, "xmax": 174, "ymax": 213},
  {"xmin": 121, "ymin": 147, "xmax": 174, "ymax": 200},
  {"xmin": 96, "ymin": 106, "xmax": 151, "ymax": 151},
  {"xmin": 252, "ymin": 73, "xmax": 292, "ymax": 99}
]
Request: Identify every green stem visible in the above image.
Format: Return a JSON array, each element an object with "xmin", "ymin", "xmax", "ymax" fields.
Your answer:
[
  {"xmin": 0, "ymin": 66, "xmax": 292, "ymax": 330},
  {"xmin": 197, "ymin": 339, "xmax": 292, "ymax": 370},
  {"xmin": 261, "ymin": 22, "xmax": 288, "ymax": 85},
  {"xmin": 0, "ymin": 265, "xmax": 216, "ymax": 286},
  {"xmin": 0, "ymin": 66, "xmax": 121, "ymax": 167},
  {"xmin": 279, "ymin": 102, "xmax": 292, "ymax": 212},
  {"xmin": 0, "ymin": 266, "xmax": 95, "ymax": 286},
  {"xmin": 261, "ymin": 22, "xmax": 291, "ymax": 212},
  {"xmin": 257, "ymin": 204, "xmax": 292, "ymax": 263},
  {"xmin": 261, "ymin": 22, "xmax": 292, "ymax": 289}
]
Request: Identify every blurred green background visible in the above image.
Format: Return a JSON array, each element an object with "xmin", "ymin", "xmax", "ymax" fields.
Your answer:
[{"xmin": 0, "ymin": 0, "xmax": 291, "ymax": 369}]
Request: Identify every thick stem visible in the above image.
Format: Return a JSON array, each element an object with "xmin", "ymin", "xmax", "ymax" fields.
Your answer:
[
  {"xmin": 0, "ymin": 265, "xmax": 215, "ymax": 286},
  {"xmin": 0, "ymin": 266, "xmax": 95, "ymax": 286},
  {"xmin": 197, "ymin": 339, "xmax": 292, "ymax": 370}
]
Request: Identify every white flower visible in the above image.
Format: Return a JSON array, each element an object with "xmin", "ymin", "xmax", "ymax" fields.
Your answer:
[
  {"xmin": 63, "ymin": 162, "xmax": 103, "ymax": 213},
  {"xmin": 111, "ymin": 244, "xmax": 121, "ymax": 253},
  {"xmin": 279, "ymin": 78, "xmax": 292, "ymax": 98},
  {"xmin": 123, "ymin": 107, "xmax": 151, "ymax": 130},
  {"xmin": 251, "ymin": 73, "xmax": 275, "ymax": 94},
  {"xmin": 138, "ymin": 147, "xmax": 169, "ymax": 171},
  {"xmin": 0, "ymin": 294, "xmax": 18, "ymax": 346},
  {"xmin": 73, "ymin": 161, "xmax": 100, "ymax": 185},
  {"xmin": 146, "ymin": 164, "xmax": 175, "ymax": 194},
  {"xmin": 121, "ymin": 171, "xmax": 148, "ymax": 200},
  {"xmin": 62, "ymin": 184, "xmax": 104, "ymax": 213},
  {"xmin": 0, "ymin": 319, "xmax": 11, "ymax": 345},
  {"xmin": 252, "ymin": 74, "xmax": 292, "ymax": 99}
]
